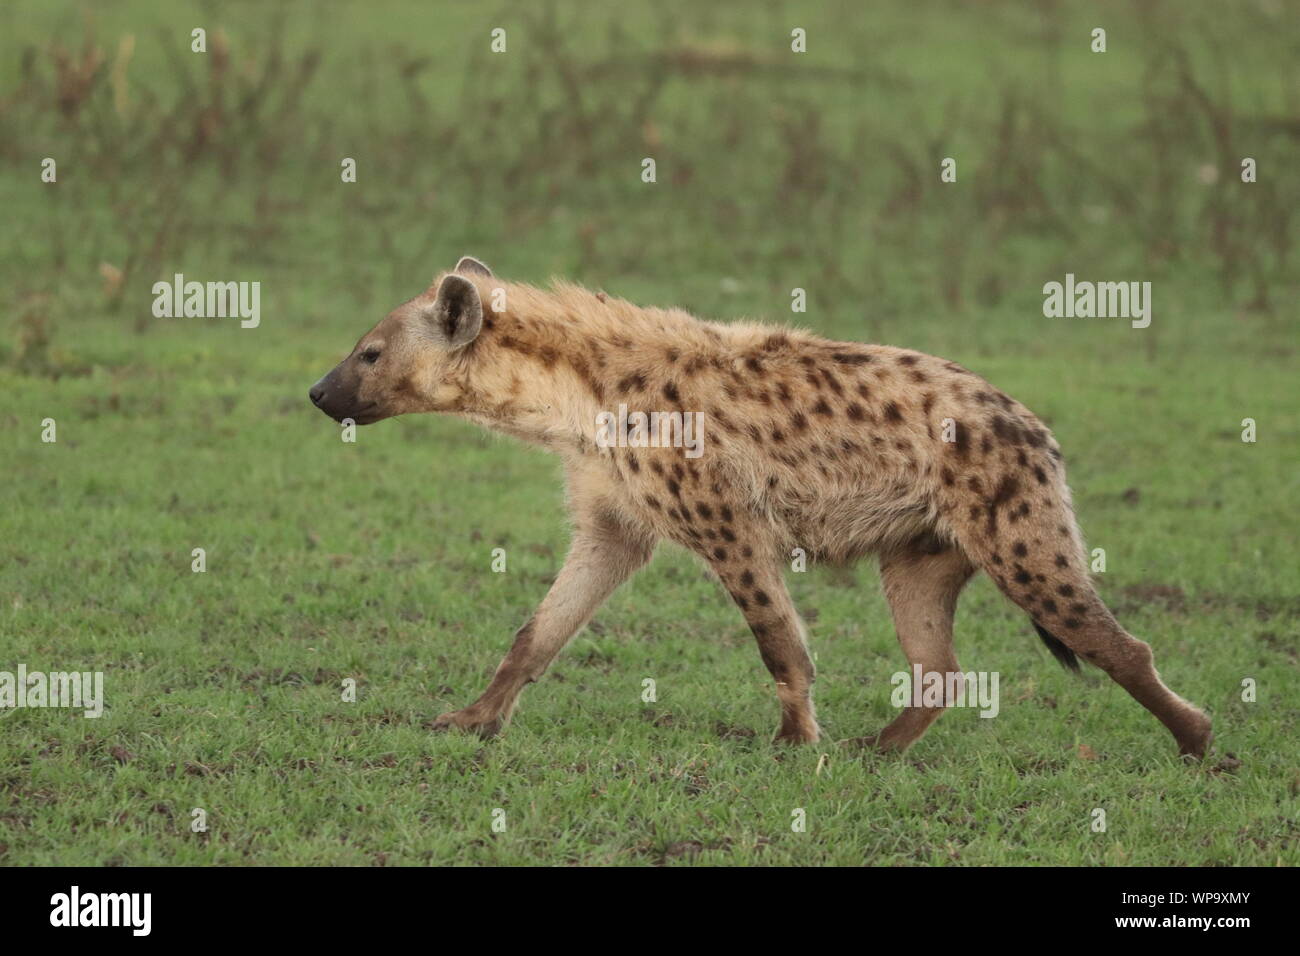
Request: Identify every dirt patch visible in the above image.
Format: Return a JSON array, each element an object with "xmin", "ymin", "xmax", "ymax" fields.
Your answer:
[{"xmin": 1117, "ymin": 584, "xmax": 1188, "ymax": 613}]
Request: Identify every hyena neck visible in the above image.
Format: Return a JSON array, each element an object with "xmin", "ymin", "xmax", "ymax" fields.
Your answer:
[{"xmin": 445, "ymin": 283, "xmax": 612, "ymax": 453}]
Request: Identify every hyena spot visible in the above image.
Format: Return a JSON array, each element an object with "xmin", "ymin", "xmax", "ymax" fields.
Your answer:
[
  {"xmin": 1069, "ymin": 603, "xmax": 1088, "ymax": 615},
  {"xmin": 740, "ymin": 570, "xmax": 755, "ymax": 587},
  {"xmin": 1012, "ymin": 542, "xmax": 1028, "ymax": 558},
  {"xmin": 1054, "ymin": 554, "xmax": 1069, "ymax": 568},
  {"xmin": 941, "ymin": 467, "xmax": 955, "ymax": 486},
  {"xmin": 991, "ymin": 553, "xmax": 1003, "ymax": 565},
  {"xmin": 813, "ymin": 399, "xmax": 834, "ymax": 417},
  {"xmin": 1041, "ymin": 599, "xmax": 1058, "ymax": 614},
  {"xmin": 1014, "ymin": 570, "xmax": 1032, "ymax": 585},
  {"xmin": 663, "ymin": 382, "xmax": 681, "ymax": 403},
  {"xmin": 897, "ymin": 354, "xmax": 918, "ymax": 366},
  {"xmin": 883, "ymin": 401, "xmax": 904, "ymax": 424},
  {"xmin": 1064, "ymin": 618, "xmax": 1082, "ymax": 629},
  {"xmin": 697, "ymin": 503, "xmax": 714, "ymax": 520},
  {"xmin": 713, "ymin": 548, "xmax": 728, "ymax": 561},
  {"xmin": 832, "ymin": 351, "xmax": 871, "ymax": 365},
  {"xmin": 1034, "ymin": 466, "xmax": 1049, "ymax": 485},
  {"xmin": 991, "ymin": 414, "xmax": 1024, "ymax": 447},
  {"xmin": 847, "ymin": 403, "xmax": 866, "ymax": 421},
  {"xmin": 754, "ymin": 590, "xmax": 771, "ymax": 606},
  {"xmin": 1057, "ymin": 583, "xmax": 1074, "ymax": 597},
  {"xmin": 720, "ymin": 527, "xmax": 737, "ymax": 542},
  {"xmin": 986, "ymin": 475, "xmax": 1021, "ymax": 532},
  {"xmin": 790, "ymin": 412, "xmax": 809, "ymax": 432}
]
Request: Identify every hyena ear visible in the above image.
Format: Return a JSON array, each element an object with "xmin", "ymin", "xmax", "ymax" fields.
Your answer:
[
  {"xmin": 426, "ymin": 274, "xmax": 483, "ymax": 348},
  {"xmin": 454, "ymin": 255, "xmax": 492, "ymax": 277}
]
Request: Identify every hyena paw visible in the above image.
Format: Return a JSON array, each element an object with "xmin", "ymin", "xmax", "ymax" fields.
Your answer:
[
  {"xmin": 1176, "ymin": 711, "xmax": 1214, "ymax": 761},
  {"xmin": 773, "ymin": 723, "xmax": 820, "ymax": 745},
  {"xmin": 431, "ymin": 708, "xmax": 504, "ymax": 739}
]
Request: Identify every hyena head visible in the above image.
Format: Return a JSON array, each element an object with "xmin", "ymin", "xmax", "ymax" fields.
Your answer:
[{"xmin": 308, "ymin": 256, "xmax": 491, "ymax": 425}]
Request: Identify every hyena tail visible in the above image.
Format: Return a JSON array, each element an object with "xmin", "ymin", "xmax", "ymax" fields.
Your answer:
[
  {"xmin": 940, "ymin": 464, "xmax": 1212, "ymax": 758},
  {"xmin": 1032, "ymin": 621, "xmax": 1080, "ymax": 672}
]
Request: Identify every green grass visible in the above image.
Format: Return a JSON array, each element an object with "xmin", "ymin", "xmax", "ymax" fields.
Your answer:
[{"xmin": 0, "ymin": 0, "xmax": 1296, "ymax": 865}]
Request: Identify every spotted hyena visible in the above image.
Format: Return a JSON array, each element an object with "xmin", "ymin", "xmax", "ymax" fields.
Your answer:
[{"xmin": 309, "ymin": 256, "xmax": 1212, "ymax": 759}]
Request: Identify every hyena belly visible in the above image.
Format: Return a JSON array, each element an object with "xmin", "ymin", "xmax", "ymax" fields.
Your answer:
[{"xmin": 766, "ymin": 479, "xmax": 940, "ymax": 565}]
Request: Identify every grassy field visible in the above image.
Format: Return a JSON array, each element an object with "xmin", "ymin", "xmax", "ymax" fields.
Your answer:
[{"xmin": 1, "ymin": 0, "xmax": 1297, "ymax": 865}]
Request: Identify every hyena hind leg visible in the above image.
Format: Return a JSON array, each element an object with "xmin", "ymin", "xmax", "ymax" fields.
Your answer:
[
  {"xmin": 960, "ymin": 522, "xmax": 1212, "ymax": 760},
  {"xmin": 849, "ymin": 538, "xmax": 976, "ymax": 753}
]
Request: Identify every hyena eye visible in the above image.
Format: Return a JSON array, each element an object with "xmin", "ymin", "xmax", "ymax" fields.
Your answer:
[{"xmin": 360, "ymin": 349, "xmax": 382, "ymax": 365}]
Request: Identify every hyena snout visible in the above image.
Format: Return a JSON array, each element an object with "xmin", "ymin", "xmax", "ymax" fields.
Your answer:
[{"xmin": 308, "ymin": 366, "xmax": 376, "ymax": 424}]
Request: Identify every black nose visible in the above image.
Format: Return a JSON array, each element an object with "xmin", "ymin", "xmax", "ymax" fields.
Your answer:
[{"xmin": 309, "ymin": 385, "xmax": 324, "ymax": 407}]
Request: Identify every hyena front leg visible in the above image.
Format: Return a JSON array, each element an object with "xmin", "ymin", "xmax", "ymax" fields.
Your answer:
[
  {"xmin": 432, "ymin": 515, "xmax": 655, "ymax": 738},
  {"xmin": 713, "ymin": 557, "xmax": 819, "ymax": 745},
  {"xmin": 852, "ymin": 538, "xmax": 976, "ymax": 753}
]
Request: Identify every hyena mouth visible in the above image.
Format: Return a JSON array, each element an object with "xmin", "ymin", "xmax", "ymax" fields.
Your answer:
[
  {"xmin": 348, "ymin": 401, "xmax": 380, "ymax": 424},
  {"xmin": 318, "ymin": 400, "xmax": 378, "ymax": 424}
]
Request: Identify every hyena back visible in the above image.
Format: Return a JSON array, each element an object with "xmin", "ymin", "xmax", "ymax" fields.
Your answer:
[{"xmin": 309, "ymin": 257, "xmax": 1211, "ymax": 759}]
